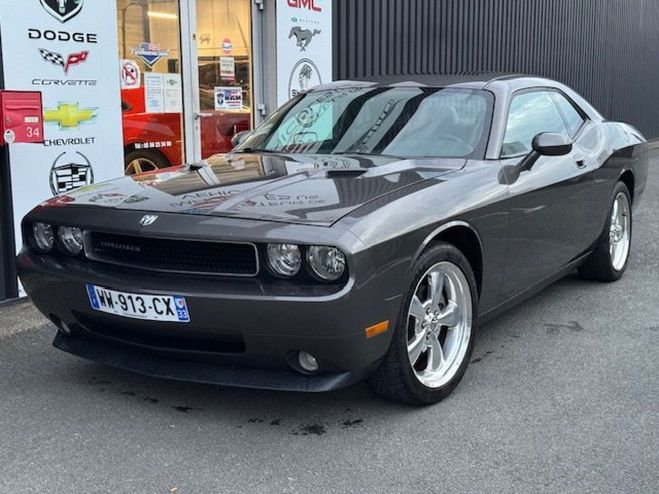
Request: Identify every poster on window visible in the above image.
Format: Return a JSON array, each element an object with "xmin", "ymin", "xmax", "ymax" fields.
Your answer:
[
  {"xmin": 276, "ymin": 0, "xmax": 332, "ymax": 106},
  {"xmin": 0, "ymin": 0, "xmax": 124, "ymax": 276},
  {"xmin": 144, "ymin": 73, "xmax": 165, "ymax": 113},
  {"xmin": 220, "ymin": 56, "xmax": 236, "ymax": 81},
  {"xmin": 164, "ymin": 74, "xmax": 183, "ymax": 113},
  {"xmin": 214, "ymin": 87, "xmax": 243, "ymax": 110}
]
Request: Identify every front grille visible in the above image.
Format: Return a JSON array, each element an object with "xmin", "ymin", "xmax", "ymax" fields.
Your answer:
[{"xmin": 85, "ymin": 231, "xmax": 259, "ymax": 277}]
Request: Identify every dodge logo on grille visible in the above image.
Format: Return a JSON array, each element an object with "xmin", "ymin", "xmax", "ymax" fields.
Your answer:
[{"xmin": 140, "ymin": 215, "xmax": 158, "ymax": 226}]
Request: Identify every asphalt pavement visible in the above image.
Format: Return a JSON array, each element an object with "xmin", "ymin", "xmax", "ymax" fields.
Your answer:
[{"xmin": 1, "ymin": 172, "xmax": 657, "ymax": 493}]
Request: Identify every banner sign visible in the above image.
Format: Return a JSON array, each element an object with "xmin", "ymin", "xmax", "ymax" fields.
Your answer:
[
  {"xmin": 276, "ymin": 0, "xmax": 332, "ymax": 106},
  {"xmin": 214, "ymin": 87, "xmax": 243, "ymax": 110},
  {"xmin": 0, "ymin": 0, "xmax": 124, "ymax": 264}
]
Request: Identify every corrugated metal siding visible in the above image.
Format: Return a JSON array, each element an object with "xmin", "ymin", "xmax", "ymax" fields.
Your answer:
[{"xmin": 333, "ymin": 0, "xmax": 659, "ymax": 137}]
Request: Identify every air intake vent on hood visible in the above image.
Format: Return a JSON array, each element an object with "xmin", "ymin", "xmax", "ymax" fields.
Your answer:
[{"xmin": 325, "ymin": 169, "xmax": 367, "ymax": 179}]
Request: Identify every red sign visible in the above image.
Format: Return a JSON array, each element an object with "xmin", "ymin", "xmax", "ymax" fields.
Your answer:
[
  {"xmin": 288, "ymin": 0, "xmax": 322, "ymax": 11},
  {"xmin": 0, "ymin": 91, "xmax": 44, "ymax": 145},
  {"xmin": 221, "ymin": 38, "xmax": 233, "ymax": 54},
  {"xmin": 121, "ymin": 60, "xmax": 141, "ymax": 89}
]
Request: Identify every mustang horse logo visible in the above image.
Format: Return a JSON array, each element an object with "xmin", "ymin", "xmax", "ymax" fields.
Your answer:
[
  {"xmin": 40, "ymin": 0, "xmax": 84, "ymax": 23},
  {"xmin": 289, "ymin": 27, "xmax": 321, "ymax": 51}
]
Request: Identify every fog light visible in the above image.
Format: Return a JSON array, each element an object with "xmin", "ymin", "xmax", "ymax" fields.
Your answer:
[
  {"xmin": 58, "ymin": 226, "xmax": 84, "ymax": 256},
  {"xmin": 298, "ymin": 351, "xmax": 319, "ymax": 372}
]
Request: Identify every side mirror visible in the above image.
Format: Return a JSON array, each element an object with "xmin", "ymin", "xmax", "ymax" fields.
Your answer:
[
  {"xmin": 231, "ymin": 130, "xmax": 251, "ymax": 149},
  {"xmin": 532, "ymin": 132, "xmax": 572, "ymax": 156}
]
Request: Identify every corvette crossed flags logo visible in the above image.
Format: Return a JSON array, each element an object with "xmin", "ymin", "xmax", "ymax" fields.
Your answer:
[{"xmin": 39, "ymin": 48, "xmax": 89, "ymax": 75}]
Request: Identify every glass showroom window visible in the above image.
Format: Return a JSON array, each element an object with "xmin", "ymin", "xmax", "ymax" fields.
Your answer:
[
  {"xmin": 117, "ymin": 0, "xmax": 186, "ymax": 175},
  {"xmin": 195, "ymin": 0, "xmax": 253, "ymax": 160}
]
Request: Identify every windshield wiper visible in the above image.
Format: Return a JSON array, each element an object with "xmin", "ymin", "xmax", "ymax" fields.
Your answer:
[
  {"xmin": 332, "ymin": 151, "xmax": 402, "ymax": 158},
  {"xmin": 234, "ymin": 147, "xmax": 276, "ymax": 154}
]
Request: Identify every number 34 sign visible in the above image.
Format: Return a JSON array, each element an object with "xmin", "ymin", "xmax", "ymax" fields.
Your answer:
[{"xmin": 0, "ymin": 91, "xmax": 44, "ymax": 145}]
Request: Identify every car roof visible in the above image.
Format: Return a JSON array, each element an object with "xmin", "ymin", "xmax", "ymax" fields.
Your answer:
[
  {"xmin": 308, "ymin": 73, "xmax": 604, "ymax": 161},
  {"xmin": 311, "ymin": 73, "xmax": 571, "ymax": 93}
]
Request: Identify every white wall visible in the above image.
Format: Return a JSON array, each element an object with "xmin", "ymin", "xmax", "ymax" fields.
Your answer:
[{"xmin": 0, "ymin": 0, "xmax": 125, "ymax": 287}]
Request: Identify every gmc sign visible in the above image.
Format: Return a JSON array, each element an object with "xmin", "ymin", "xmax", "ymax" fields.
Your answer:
[{"xmin": 287, "ymin": 0, "xmax": 322, "ymax": 12}]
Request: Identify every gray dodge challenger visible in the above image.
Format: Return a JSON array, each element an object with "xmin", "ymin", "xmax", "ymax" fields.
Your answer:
[{"xmin": 17, "ymin": 75, "xmax": 649, "ymax": 405}]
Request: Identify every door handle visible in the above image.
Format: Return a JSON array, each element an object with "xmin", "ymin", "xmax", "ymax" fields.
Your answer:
[{"xmin": 194, "ymin": 112, "xmax": 213, "ymax": 119}]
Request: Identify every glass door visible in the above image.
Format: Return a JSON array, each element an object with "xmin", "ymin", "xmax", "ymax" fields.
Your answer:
[
  {"xmin": 117, "ymin": 0, "xmax": 255, "ymax": 171},
  {"xmin": 193, "ymin": 0, "xmax": 253, "ymax": 161},
  {"xmin": 117, "ymin": 0, "xmax": 186, "ymax": 174}
]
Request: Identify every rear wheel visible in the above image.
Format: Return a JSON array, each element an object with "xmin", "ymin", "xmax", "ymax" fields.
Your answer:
[
  {"xmin": 578, "ymin": 181, "xmax": 632, "ymax": 282},
  {"xmin": 124, "ymin": 149, "xmax": 170, "ymax": 175},
  {"xmin": 369, "ymin": 243, "xmax": 477, "ymax": 405}
]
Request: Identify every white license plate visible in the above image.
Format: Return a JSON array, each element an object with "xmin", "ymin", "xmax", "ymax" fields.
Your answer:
[{"xmin": 85, "ymin": 284, "xmax": 190, "ymax": 323}]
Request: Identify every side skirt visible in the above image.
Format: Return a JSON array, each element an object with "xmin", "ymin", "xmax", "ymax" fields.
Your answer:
[{"xmin": 479, "ymin": 251, "xmax": 592, "ymax": 325}]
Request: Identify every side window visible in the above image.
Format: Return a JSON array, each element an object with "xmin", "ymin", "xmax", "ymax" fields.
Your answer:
[
  {"xmin": 502, "ymin": 91, "xmax": 569, "ymax": 157},
  {"xmin": 553, "ymin": 93, "xmax": 586, "ymax": 137}
]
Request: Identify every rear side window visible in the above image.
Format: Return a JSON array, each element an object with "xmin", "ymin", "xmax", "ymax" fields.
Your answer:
[
  {"xmin": 502, "ymin": 91, "xmax": 569, "ymax": 157},
  {"xmin": 553, "ymin": 93, "xmax": 586, "ymax": 137}
]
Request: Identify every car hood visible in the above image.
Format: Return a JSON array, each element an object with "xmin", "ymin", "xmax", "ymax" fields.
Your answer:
[{"xmin": 44, "ymin": 153, "xmax": 464, "ymax": 226}]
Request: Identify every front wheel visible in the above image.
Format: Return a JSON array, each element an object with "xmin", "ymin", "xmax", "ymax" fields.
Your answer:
[
  {"xmin": 578, "ymin": 181, "xmax": 632, "ymax": 282},
  {"xmin": 369, "ymin": 243, "xmax": 477, "ymax": 406}
]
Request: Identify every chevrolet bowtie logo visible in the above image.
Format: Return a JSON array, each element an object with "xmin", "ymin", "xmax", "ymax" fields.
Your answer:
[{"xmin": 44, "ymin": 102, "xmax": 98, "ymax": 129}]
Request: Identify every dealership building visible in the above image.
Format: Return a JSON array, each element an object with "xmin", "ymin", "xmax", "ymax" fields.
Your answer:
[{"xmin": 1, "ymin": 0, "xmax": 658, "ymax": 301}]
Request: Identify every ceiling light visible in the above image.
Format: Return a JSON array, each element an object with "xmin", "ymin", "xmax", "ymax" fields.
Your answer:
[{"xmin": 147, "ymin": 11, "xmax": 178, "ymax": 20}]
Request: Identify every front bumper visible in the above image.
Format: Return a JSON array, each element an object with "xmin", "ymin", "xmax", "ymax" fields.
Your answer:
[{"xmin": 17, "ymin": 249, "xmax": 402, "ymax": 392}]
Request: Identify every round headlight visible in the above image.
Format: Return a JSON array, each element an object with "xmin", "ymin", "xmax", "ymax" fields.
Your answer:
[
  {"xmin": 32, "ymin": 223, "xmax": 54, "ymax": 252},
  {"xmin": 266, "ymin": 243, "xmax": 302, "ymax": 277},
  {"xmin": 58, "ymin": 226, "xmax": 84, "ymax": 256},
  {"xmin": 306, "ymin": 246, "xmax": 346, "ymax": 281}
]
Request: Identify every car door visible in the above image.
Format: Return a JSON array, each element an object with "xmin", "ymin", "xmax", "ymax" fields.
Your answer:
[
  {"xmin": 500, "ymin": 89, "xmax": 590, "ymax": 301},
  {"xmin": 551, "ymin": 91, "xmax": 606, "ymax": 249}
]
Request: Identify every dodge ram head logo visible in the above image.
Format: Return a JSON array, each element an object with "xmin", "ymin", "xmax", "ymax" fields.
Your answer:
[
  {"xmin": 139, "ymin": 215, "xmax": 158, "ymax": 227},
  {"xmin": 40, "ymin": 0, "xmax": 84, "ymax": 23}
]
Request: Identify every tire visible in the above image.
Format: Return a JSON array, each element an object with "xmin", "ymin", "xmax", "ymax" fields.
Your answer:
[
  {"xmin": 124, "ymin": 149, "xmax": 171, "ymax": 175},
  {"xmin": 578, "ymin": 181, "xmax": 632, "ymax": 282},
  {"xmin": 369, "ymin": 242, "xmax": 478, "ymax": 406}
]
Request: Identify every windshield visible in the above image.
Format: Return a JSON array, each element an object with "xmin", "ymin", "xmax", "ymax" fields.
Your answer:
[{"xmin": 237, "ymin": 86, "xmax": 493, "ymax": 158}]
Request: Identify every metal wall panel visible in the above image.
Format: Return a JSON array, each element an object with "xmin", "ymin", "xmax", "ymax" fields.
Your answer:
[{"xmin": 333, "ymin": 0, "xmax": 659, "ymax": 137}]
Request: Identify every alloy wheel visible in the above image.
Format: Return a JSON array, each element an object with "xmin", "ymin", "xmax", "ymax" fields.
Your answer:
[
  {"xmin": 125, "ymin": 157, "xmax": 158, "ymax": 175},
  {"xmin": 406, "ymin": 261, "xmax": 473, "ymax": 388},
  {"xmin": 609, "ymin": 191, "xmax": 631, "ymax": 271}
]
